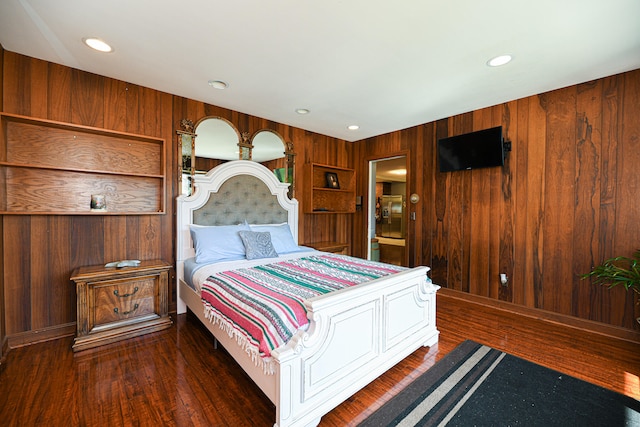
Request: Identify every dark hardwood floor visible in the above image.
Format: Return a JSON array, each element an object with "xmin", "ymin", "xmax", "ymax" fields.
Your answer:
[{"xmin": 1, "ymin": 289, "xmax": 638, "ymax": 426}]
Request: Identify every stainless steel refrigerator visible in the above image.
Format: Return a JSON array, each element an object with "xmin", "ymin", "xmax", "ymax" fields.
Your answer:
[{"xmin": 380, "ymin": 195, "xmax": 405, "ymax": 238}]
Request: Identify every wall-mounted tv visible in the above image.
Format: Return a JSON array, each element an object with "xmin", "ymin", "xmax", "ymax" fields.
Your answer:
[{"xmin": 437, "ymin": 126, "xmax": 506, "ymax": 172}]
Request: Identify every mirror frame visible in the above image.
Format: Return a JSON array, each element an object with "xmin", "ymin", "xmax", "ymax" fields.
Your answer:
[{"xmin": 177, "ymin": 119, "xmax": 196, "ymax": 195}]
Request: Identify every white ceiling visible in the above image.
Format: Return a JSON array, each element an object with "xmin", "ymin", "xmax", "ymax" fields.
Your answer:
[{"xmin": 1, "ymin": 0, "xmax": 639, "ymax": 142}]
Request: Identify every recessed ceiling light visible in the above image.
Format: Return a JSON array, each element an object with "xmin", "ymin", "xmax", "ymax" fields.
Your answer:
[
  {"xmin": 348, "ymin": 125, "xmax": 359, "ymax": 130},
  {"xmin": 487, "ymin": 54, "xmax": 512, "ymax": 67},
  {"xmin": 208, "ymin": 80, "xmax": 228, "ymax": 89},
  {"xmin": 83, "ymin": 37, "xmax": 113, "ymax": 53},
  {"xmin": 295, "ymin": 108, "xmax": 310, "ymax": 115},
  {"xmin": 389, "ymin": 168, "xmax": 407, "ymax": 176}
]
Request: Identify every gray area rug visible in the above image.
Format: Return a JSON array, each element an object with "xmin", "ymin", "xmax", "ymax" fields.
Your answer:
[{"xmin": 358, "ymin": 340, "xmax": 640, "ymax": 426}]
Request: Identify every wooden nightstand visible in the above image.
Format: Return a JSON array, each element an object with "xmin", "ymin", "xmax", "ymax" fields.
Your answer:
[
  {"xmin": 306, "ymin": 241, "xmax": 350, "ymax": 255},
  {"xmin": 71, "ymin": 260, "xmax": 173, "ymax": 352}
]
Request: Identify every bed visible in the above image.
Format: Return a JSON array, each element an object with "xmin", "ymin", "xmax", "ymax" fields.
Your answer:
[{"xmin": 176, "ymin": 160, "xmax": 439, "ymax": 427}]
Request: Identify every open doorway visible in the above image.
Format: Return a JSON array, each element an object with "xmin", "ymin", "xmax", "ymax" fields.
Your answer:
[{"xmin": 368, "ymin": 156, "xmax": 408, "ymax": 266}]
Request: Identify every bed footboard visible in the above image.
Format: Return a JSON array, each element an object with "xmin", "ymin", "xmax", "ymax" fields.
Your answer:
[{"xmin": 271, "ymin": 266, "xmax": 439, "ymax": 427}]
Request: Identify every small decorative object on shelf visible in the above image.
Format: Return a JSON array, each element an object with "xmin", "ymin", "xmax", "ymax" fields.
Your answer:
[
  {"xmin": 90, "ymin": 194, "xmax": 107, "ymax": 211},
  {"xmin": 326, "ymin": 172, "xmax": 340, "ymax": 189}
]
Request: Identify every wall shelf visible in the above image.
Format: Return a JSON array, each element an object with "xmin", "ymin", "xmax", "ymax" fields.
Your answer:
[
  {"xmin": 0, "ymin": 113, "xmax": 166, "ymax": 215},
  {"xmin": 304, "ymin": 163, "xmax": 356, "ymax": 214}
]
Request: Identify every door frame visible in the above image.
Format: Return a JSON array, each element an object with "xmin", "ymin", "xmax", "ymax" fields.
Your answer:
[{"xmin": 367, "ymin": 153, "xmax": 409, "ymax": 266}]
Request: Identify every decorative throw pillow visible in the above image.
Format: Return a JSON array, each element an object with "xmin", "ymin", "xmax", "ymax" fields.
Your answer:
[{"xmin": 238, "ymin": 230, "xmax": 279, "ymax": 260}]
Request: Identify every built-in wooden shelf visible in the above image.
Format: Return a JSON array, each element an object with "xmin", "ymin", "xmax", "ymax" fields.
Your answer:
[
  {"xmin": 0, "ymin": 113, "xmax": 166, "ymax": 215},
  {"xmin": 304, "ymin": 163, "xmax": 356, "ymax": 214}
]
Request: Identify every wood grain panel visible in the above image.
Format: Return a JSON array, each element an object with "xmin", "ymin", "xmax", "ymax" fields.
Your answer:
[
  {"xmin": 498, "ymin": 102, "xmax": 515, "ymax": 303},
  {"xmin": 487, "ymin": 105, "xmax": 503, "ymax": 299},
  {"xmin": 49, "ymin": 216, "xmax": 74, "ymax": 325},
  {"xmin": 103, "ymin": 79, "xmax": 128, "ymax": 132},
  {"xmin": 28, "ymin": 58, "xmax": 48, "ymax": 119},
  {"xmin": 419, "ymin": 122, "xmax": 435, "ymax": 269},
  {"xmin": 512, "ymin": 97, "xmax": 529, "ymax": 306},
  {"xmin": 468, "ymin": 109, "xmax": 491, "ymax": 297},
  {"xmin": 47, "ymin": 63, "xmax": 72, "ymax": 123},
  {"xmin": 3, "ymin": 216, "xmax": 31, "ymax": 333},
  {"xmin": 573, "ymin": 79, "xmax": 602, "ymax": 320},
  {"xmin": 29, "ymin": 216, "xmax": 49, "ymax": 330},
  {"xmin": 71, "ymin": 69, "xmax": 104, "ymax": 128},
  {"xmin": 430, "ymin": 119, "xmax": 449, "ymax": 286},
  {"xmin": 540, "ymin": 88, "xmax": 577, "ymax": 314},
  {"xmin": 525, "ymin": 95, "xmax": 546, "ymax": 309},
  {"xmin": 615, "ymin": 71, "xmax": 640, "ymax": 326},
  {"xmin": 2, "ymin": 52, "xmax": 30, "ymax": 115}
]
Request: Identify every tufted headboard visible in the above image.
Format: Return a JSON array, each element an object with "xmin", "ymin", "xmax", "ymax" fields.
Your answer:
[
  {"xmin": 176, "ymin": 160, "xmax": 299, "ymax": 286},
  {"xmin": 193, "ymin": 175, "xmax": 287, "ymax": 226}
]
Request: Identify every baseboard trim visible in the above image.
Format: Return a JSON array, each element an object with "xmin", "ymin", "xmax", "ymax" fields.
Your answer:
[
  {"xmin": 7, "ymin": 323, "xmax": 76, "ymax": 350},
  {"xmin": 437, "ymin": 288, "xmax": 640, "ymax": 344}
]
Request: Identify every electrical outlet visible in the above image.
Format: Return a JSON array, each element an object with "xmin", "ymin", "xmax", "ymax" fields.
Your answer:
[{"xmin": 500, "ymin": 273, "xmax": 508, "ymax": 286}]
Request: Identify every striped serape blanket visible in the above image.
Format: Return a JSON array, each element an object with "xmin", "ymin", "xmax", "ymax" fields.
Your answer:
[{"xmin": 200, "ymin": 254, "xmax": 405, "ymax": 373}]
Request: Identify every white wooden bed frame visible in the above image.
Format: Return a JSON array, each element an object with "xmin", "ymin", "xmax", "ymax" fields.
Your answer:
[{"xmin": 176, "ymin": 160, "xmax": 439, "ymax": 427}]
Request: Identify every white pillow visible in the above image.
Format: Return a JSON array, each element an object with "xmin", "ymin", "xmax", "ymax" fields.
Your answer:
[
  {"xmin": 190, "ymin": 223, "xmax": 250, "ymax": 264},
  {"xmin": 249, "ymin": 223, "xmax": 300, "ymax": 254}
]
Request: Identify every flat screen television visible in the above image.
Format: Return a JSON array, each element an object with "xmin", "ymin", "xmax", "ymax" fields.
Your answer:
[{"xmin": 437, "ymin": 126, "xmax": 505, "ymax": 172}]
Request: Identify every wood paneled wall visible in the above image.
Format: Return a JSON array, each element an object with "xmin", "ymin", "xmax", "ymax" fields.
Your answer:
[
  {"xmin": 0, "ymin": 50, "xmax": 351, "ymax": 346},
  {"xmin": 353, "ymin": 69, "xmax": 640, "ymax": 331}
]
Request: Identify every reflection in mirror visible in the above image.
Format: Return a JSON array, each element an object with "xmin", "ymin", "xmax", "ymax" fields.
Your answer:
[
  {"xmin": 253, "ymin": 130, "xmax": 294, "ymax": 197},
  {"xmin": 195, "ymin": 117, "xmax": 241, "ymax": 161},
  {"xmin": 251, "ymin": 130, "xmax": 286, "ymax": 162}
]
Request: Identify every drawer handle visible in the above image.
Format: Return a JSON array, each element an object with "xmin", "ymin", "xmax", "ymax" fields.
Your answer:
[
  {"xmin": 114, "ymin": 303, "xmax": 139, "ymax": 315},
  {"xmin": 113, "ymin": 287, "xmax": 139, "ymax": 298}
]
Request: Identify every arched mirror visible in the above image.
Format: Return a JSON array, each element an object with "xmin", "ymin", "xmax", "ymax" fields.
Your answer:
[
  {"xmin": 252, "ymin": 129, "xmax": 294, "ymax": 198},
  {"xmin": 195, "ymin": 117, "xmax": 241, "ymax": 162},
  {"xmin": 251, "ymin": 130, "xmax": 286, "ymax": 162},
  {"xmin": 182, "ymin": 117, "xmax": 295, "ymax": 197}
]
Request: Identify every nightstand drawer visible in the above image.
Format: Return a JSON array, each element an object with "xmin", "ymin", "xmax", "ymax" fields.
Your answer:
[{"xmin": 93, "ymin": 277, "xmax": 157, "ymax": 326}]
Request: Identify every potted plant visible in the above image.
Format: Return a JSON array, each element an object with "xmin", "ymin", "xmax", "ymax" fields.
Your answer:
[{"xmin": 582, "ymin": 249, "xmax": 640, "ymax": 324}]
